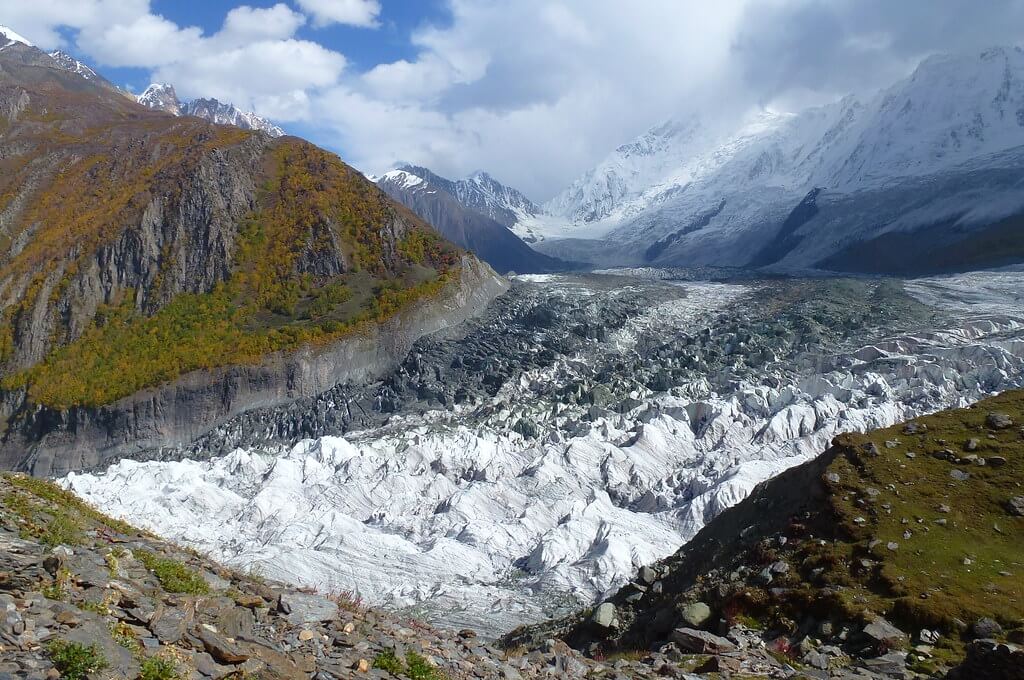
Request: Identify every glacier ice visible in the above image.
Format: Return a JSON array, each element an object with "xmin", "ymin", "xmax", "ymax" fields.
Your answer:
[{"xmin": 64, "ymin": 271, "xmax": 1024, "ymax": 637}]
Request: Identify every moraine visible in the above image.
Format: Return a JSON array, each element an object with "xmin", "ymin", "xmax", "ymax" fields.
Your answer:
[{"xmin": 64, "ymin": 269, "xmax": 1024, "ymax": 637}]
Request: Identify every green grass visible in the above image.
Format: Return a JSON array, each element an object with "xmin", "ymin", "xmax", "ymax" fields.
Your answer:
[
  {"xmin": 40, "ymin": 512, "xmax": 83, "ymax": 547},
  {"xmin": 139, "ymin": 655, "xmax": 181, "ymax": 680},
  {"xmin": 3, "ymin": 473, "xmax": 139, "ymax": 536},
  {"xmin": 373, "ymin": 650, "xmax": 448, "ymax": 680},
  {"xmin": 110, "ymin": 621, "xmax": 141, "ymax": 652},
  {"xmin": 135, "ymin": 549, "xmax": 210, "ymax": 595},
  {"xmin": 405, "ymin": 651, "xmax": 447, "ymax": 680},
  {"xmin": 372, "ymin": 649, "xmax": 404, "ymax": 674},
  {"xmin": 758, "ymin": 390, "xmax": 1024, "ymax": 661},
  {"xmin": 46, "ymin": 640, "xmax": 108, "ymax": 680}
]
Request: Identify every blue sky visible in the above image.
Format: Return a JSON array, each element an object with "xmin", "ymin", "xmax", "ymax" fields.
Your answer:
[
  {"xmin": 2, "ymin": 1, "xmax": 1022, "ymax": 201},
  {"xmin": 90, "ymin": 1, "xmax": 451, "ymax": 95}
]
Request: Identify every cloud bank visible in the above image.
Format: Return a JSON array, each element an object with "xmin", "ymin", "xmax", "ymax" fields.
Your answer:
[{"xmin": 1, "ymin": 0, "xmax": 1022, "ymax": 200}]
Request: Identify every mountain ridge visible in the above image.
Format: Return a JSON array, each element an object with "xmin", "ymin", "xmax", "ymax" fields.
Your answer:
[
  {"xmin": 136, "ymin": 82, "xmax": 286, "ymax": 137},
  {"xmin": 375, "ymin": 166, "xmax": 569, "ymax": 274},
  {"xmin": 533, "ymin": 46, "xmax": 1024, "ymax": 275}
]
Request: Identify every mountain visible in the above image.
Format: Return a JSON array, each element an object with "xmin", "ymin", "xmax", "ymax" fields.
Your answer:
[
  {"xmin": 0, "ymin": 37, "xmax": 505, "ymax": 474},
  {"xmin": 47, "ymin": 50, "xmax": 101, "ymax": 83},
  {"xmin": 137, "ymin": 82, "xmax": 286, "ymax": 136},
  {"xmin": 136, "ymin": 82, "xmax": 182, "ymax": 115},
  {"xmin": 0, "ymin": 24, "xmax": 32, "ymax": 49},
  {"xmin": 452, "ymin": 170, "xmax": 543, "ymax": 227},
  {"xmin": 375, "ymin": 166, "xmax": 568, "ymax": 274},
  {"xmin": 539, "ymin": 47, "xmax": 1024, "ymax": 275}
]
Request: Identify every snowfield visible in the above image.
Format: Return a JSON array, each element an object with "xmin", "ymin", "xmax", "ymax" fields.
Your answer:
[{"xmin": 64, "ymin": 271, "xmax": 1024, "ymax": 637}]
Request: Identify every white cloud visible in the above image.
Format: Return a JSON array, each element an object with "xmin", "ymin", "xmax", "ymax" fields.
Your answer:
[
  {"xmin": 155, "ymin": 39, "xmax": 344, "ymax": 118},
  {"xmin": 0, "ymin": 0, "xmax": 148, "ymax": 49},
  {"xmin": 0, "ymin": 0, "xmax": 344, "ymax": 117},
  {"xmin": 1, "ymin": 1, "xmax": 1021, "ymax": 202},
  {"xmin": 326, "ymin": 0, "xmax": 750, "ymax": 199},
  {"xmin": 77, "ymin": 13, "xmax": 203, "ymax": 67},
  {"xmin": 221, "ymin": 4, "xmax": 307, "ymax": 42},
  {"xmin": 295, "ymin": 0, "xmax": 381, "ymax": 28}
]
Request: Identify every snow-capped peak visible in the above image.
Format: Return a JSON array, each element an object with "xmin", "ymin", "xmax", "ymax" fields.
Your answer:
[
  {"xmin": 48, "ymin": 50, "xmax": 100, "ymax": 81},
  {"xmin": 544, "ymin": 45, "xmax": 1024, "ymax": 243},
  {"xmin": 0, "ymin": 25, "xmax": 33, "ymax": 47},
  {"xmin": 377, "ymin": 165, "xmax": 542, "ymax": 229},
  {"xmin": 136, "ymin": 84, "xmax": 285, "ymax": 137},
  {"xmin": 137, "ymin": 83, "xmax": 182, "ymax": 116},
  {"xmin": 378, "ymin": 169, "xmax": 426, "ymax": 190},
  {"xmin": 453, "ymin": 169, "xmax": 542, "ymax": 227}
]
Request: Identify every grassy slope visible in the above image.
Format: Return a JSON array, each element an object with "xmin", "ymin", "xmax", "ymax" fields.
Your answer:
[
  {"xmin": 0, "ymin": 72, "xmax": 462, "ymax": 408},
  {"xmin": 803, "ymin": 392, "xmax": 1023, "ymax": 646},
  {"xmin": 727, "ymin": 391, "xmax": 1024, "ymax": 666},
  {"xmin": 519, "ymin": 391, "xmax": 1024, "ymax": 672}
]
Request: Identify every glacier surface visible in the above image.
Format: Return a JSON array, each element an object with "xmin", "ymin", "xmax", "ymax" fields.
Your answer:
[{"xmin": 64, "ymin": 271, "xmax": 1024, "ymax": 637}]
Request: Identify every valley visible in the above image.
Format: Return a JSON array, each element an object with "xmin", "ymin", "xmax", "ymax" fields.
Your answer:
[
  {"xmin": 61, "ymin": 269, "xmax": 1024, "ymax": 638},
  {"xmin": 2, "ymin": 10, "xmax": 1024, "ymax": 679}
]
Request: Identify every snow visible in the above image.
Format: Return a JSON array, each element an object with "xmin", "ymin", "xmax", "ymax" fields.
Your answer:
[
  {"xmin": 455, "ymin": 171, "xmax": 542, "ymax": 225},
  {"xmin": 0, "ymin": 25, "xmax": 33, "ymax": 47},
  {"xmin": 539, "ymin": 47, "xmax": 1024, "ymax": 263},
  {"xmin": 137, "ymin": 83, "xmax": 181, "ymax": 115},
  {"xmin": 136, "ymin": 84, "xmax": 286, "ymax": 137},
  {"xmin": 48, "ymin": 50, "xmax": 100, "ymax": 81},
  {"xmin": 64, "ymin": 271, "xmax": 1024, "ymax": 637},
  {"xmin": 378, "ymin": 170, "xmax": 425, "ymax": 190}
]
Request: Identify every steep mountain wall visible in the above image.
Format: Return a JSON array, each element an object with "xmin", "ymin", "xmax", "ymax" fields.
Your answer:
[
  {"xmin": 0, "ymin": 41, "xmax": 507, "ymax": 475},
  {"xmin": 0, "ymin": 256, "xmax": 506, "ymax": 476}
]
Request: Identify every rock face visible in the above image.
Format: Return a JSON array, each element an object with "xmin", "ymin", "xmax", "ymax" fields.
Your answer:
[
  {"xmin": 0, "ymin": 41, "xmax": 505, "ymax": 474},
  {"xmin": 0, "ymin": 256, "xmax": 504, "ymax": 476}
]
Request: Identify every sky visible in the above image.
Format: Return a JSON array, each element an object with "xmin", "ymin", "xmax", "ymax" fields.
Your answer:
[{"xmin": 2, "ymin": 0, "xmax": 1023, "ymax": 202}]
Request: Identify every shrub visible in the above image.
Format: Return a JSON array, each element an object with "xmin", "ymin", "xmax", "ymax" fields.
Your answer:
[
  {"xmin": 405, "ymin": 651, "xmax": 446, "ymax": 680},
  {"xmin": 40, "ymin": 512, "xmax": 83, "ymax": 547},
  {"xmin": 139, "ymin": 655, "xmax": 180, "ymax": 680},
  {"xmin": 135, "ymin": 550, "xmax": 210, "ymax": 595},
  {"xmin": 372, "ymin": 649, "xmax": 404, "ymax": 674},
  {"xmin": 47, "ymin": 640, "xmax": 107, "ymax": 680}
]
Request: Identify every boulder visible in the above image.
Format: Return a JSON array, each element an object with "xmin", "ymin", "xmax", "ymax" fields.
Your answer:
[
  {"xmin": 669, "ymin": 627, "xmax": 737, "ymax": 654},
  {"xmin": 591, "ymin": 602, "xmax": 617, "ymax": 629},
  {"xmin": 858, "ymin": 651, "xmax": 908, "ymax": 676},
  {"xmin": 862, "ymin": 617, "xmax": 907, "ymax": 647},
  {"xmin": 198, "ymin": 627, "xmax": 250, "ymax": 664},
  {"xmin": 1007, "ymin": 496, "xmax": 1024, "ymax": 517},
  {"xmin": 680, "ymin": 602, "xmax": 711, "ymax": 628},
  {"xmin": 971, "ymin": 617, "xmax": 1003, "ymax": 640},
  {"xmin": 986, "ymin": 413, "xmax": 1014, "ymax": 430},
  {"xmin": 277, "ymin": 592, "xmax": 338, "ymax": 625}
]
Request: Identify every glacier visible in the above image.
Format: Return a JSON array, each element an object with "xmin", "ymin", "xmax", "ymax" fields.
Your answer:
[{"xmin": 64, "ymin": 270, "xmax": 1024, "ymax": 638}]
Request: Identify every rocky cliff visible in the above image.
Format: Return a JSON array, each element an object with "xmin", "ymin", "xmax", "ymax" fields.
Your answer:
[{"xmin": 0, "ymin": 41, "xmax": 506, "ymax": 474}]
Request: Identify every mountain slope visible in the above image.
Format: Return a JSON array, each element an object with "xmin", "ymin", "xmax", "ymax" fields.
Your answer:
[
  {"xmin": 453, "ymin": 170, "xmax": 543, "ymax": 227},
  {"xmin": 137, "ymin": 82, "xmax": 285, "ymax": 136},
  {"xmin": 376, "ymin": 166, "xmax": 568, "ymax": 274},
  {"xmin": 0, "ymin": 39, "xmax": 504, "ymax": 473},
  {"xmin": 541, "ymin": 47, "xmax": 1024, "ymax": 275}
]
